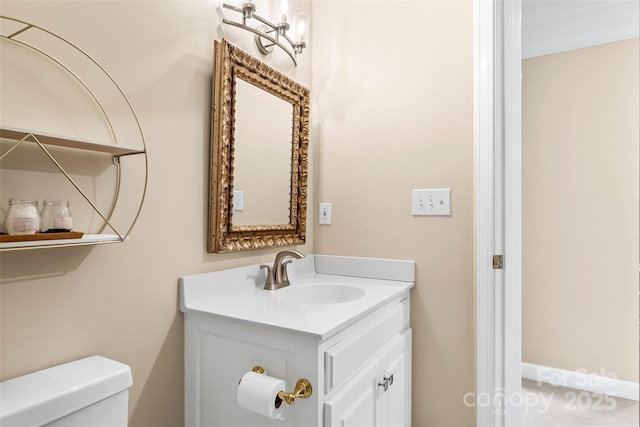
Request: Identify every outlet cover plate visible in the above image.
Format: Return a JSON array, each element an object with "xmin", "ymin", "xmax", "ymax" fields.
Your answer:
[
  {"xmin": 233, "ymin": 190, "xmax": 244, "ymax": 211},
  {"xmin": 319, "ymin": 203, "xmax": 332, "ymax": 224}
]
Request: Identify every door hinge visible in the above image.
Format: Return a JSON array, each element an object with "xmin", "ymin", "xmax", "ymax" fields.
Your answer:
[{"xmin": 493, "ymin": 255, "xmax": 504, "ymax": 270}]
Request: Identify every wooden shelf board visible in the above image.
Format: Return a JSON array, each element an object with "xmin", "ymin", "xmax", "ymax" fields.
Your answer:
[
  {"xmin": 0, "ymin": 125, "xmax": 145, "ymax": 155},
  {"xmin": 0, "ymin": 231, "xmax": 84, "ymax": 243}
]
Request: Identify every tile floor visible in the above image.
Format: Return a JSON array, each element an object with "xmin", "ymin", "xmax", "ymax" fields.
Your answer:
[{"xmin": 521, "ymin": 379, "xmax": 639, "ymax": 426}]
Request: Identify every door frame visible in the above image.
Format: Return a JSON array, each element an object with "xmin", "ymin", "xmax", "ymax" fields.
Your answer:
[{"xmin": 475, "ymin": 0, "xmax": 522, "ymax": 425}]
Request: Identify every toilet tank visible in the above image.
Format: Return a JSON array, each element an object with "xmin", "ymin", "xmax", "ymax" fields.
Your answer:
[{"xmin": 0, "ymin": 356, "xmax": 133, "ymax": 427}]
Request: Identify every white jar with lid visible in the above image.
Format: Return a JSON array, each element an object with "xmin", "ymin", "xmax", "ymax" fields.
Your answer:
[
  {"xmin": 40, "ymin": 199, "xmax": 73, "ymax": 232},
  {"xmin": 5, "ymin": 198, "xmax": 41, "ymax": 235}
]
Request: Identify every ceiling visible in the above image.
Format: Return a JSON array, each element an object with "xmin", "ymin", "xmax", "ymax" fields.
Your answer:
[{"xmin": 522, "ymin": 0, "xmax": 640, "ymax": 58}]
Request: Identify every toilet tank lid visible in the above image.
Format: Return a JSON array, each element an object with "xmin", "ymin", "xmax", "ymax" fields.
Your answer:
[{"xmin": 0, "ymin": 356, "xmax": 133, "ymax": 426}]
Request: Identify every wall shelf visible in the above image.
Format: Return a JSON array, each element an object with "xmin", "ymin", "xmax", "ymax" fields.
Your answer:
[{"xmin": 0, "ymin": 15, "xmax": 148, "ymax": 252}]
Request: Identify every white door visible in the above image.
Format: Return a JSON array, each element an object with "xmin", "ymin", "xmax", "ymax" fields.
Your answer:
[{"xmin": 475, "ymin": 0, "xmax": 522, "ymax": 425}]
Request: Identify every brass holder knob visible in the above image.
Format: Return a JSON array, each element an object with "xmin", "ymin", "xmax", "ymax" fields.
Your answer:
[{"xmin": 277, "ymin": 379, "xmax": 313, "ymax": 405}]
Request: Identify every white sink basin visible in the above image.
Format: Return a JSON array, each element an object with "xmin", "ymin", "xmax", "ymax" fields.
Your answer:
[{"xmin": 278, "ymin": 284, "xmax": 366, "ymax": 305}]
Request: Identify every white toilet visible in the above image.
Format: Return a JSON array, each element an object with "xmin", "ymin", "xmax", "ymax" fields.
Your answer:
[{"xmin": 0, "ymin": 356, "xmax": 133, "ymax": 427}]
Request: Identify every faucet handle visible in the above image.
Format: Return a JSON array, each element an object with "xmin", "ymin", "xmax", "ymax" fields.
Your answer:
[
  {"xmin": 260, "ymin": 265, "xmax": 276, "ymax": 290},
  {"xmin": 280, "ymin": 260, "xmax": 293, "ymax": 284}
]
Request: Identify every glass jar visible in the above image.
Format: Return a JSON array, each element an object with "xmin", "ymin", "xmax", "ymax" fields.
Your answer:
[
  {"xmin": 5, "ymin": 198, "xmax": 41, "ymax": 235},
  {"xmin": 40, "ymin": 200, "xmax": 73, "ymax": 232}
]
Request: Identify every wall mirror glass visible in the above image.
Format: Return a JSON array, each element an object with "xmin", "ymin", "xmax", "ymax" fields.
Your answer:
[{"xmin": 208, "ymin": 39, "xmax": 309, "ymax": 253}]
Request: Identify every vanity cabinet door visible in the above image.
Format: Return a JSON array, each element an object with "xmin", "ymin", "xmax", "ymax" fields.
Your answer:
[
  {"xmin": 323, "ymin": 329, "xmax": 412, "ymax": 427},
  {"xmin": 324, "ymin": 359, "xmax": 381, "ymax": 427},
  {"xmin": 379, "ymin": 330, "xmax": 412, "ymax": 427}
]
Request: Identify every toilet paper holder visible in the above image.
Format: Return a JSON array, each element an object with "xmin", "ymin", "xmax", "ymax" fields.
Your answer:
[{"xmin": 245, "ymin": 366, "xmax": 313, "ymax": 405}]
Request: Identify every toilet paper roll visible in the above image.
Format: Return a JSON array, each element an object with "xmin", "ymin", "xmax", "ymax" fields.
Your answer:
[{"xmin": 237, "ymin": 371, "xmax": 287, "ymax": 420}]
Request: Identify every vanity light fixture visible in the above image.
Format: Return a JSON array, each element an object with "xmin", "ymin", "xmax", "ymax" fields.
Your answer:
[{"xmin": 220, "ymin": 0, "xmax": 309, "ymax": 66}]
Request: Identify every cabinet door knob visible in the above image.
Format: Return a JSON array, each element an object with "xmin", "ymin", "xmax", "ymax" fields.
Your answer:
[
  {"xmin": 384, "ymin": 374, "xmax": 394, "ymax": 387},
  {"xmin": 378, "ymin": 378, "xmax": 389, "ymax": 391}
]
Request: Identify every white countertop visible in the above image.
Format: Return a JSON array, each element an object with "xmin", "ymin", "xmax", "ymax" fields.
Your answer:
[{"xmin": 179, "ymin": 255, "xmax": 415, "ymax": 340}]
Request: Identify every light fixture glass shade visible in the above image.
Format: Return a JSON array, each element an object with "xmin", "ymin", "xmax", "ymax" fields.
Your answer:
[
  {"xmin": 280, "ymin": 0, "xmax": 289, "ymax": 22},
  {"xmin": 292, "ymin": 12, "xmax": 309, "ymax": 44}
]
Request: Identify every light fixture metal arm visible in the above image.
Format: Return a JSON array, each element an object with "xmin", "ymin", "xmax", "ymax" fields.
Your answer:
[
  {"xmin": 251, "ymin": 13, "xmax": 279, "ymax": 32},
  {"xmin": 221, "ymin": 19, "xmax": 297, "ymax": 66},
  {"xmin": 222, "ymin": 3, "xmax": 275, "ymax": 30}
]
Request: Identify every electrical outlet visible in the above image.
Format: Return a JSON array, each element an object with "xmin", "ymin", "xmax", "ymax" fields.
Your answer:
[
  {"xmin": 319, "ymin": 203, "xmax": 332, "ymax": 224},
  {"xmin": 233, "ymin": 190, "xmax": 244, "ymax": 211}
]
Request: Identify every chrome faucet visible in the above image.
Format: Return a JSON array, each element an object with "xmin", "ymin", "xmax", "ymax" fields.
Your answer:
[{"xmin": 260, "ymin": 249, "xmax": 305, "ymax": 290}]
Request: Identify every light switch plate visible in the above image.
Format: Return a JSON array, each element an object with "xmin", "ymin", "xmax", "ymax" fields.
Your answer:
[{"xmin": 412, "ymin": 188, "xmax": 451, "ymax": 216}]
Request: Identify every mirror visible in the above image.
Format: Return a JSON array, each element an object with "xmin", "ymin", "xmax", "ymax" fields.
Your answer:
[
  {"xmin": 208, "ymin": 39, "xmax": 309, "ymax": 253},
  {"xmin": 233, "ymin": 79, "xmax": 292, "ymax": 226}
]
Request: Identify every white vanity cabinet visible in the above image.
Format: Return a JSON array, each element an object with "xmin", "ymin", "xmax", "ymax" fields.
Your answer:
[{"xmin": 180, "ymin": 255, "xmax": 414, "ymax": 427}]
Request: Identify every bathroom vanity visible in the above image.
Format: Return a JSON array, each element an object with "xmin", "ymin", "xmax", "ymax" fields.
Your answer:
[{"xmin": 179, "ymin": 255, "xmax": 414, "ymax": 427}]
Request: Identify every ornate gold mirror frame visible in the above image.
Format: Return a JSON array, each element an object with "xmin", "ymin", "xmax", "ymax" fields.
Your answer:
[{"xmin": 208, "ymin": 39, "xmax": 309, "ymax": 253}]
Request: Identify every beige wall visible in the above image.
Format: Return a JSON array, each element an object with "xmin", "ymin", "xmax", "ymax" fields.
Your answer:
[
  {"xmin": 522, "ymin": 38, "xmax": 640, "ymax": 382},
  {"xmin": 0, "ymin": 2, "xmax": 312, "ymax": 427},
  {"xmin": 312, "ymin": 1, "xmax": 475, "ymax": 426}
]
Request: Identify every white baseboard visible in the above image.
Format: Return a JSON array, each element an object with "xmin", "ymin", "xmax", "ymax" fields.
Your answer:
[{"xmin": 522, "ymin": 363, "xmax": 639, "ymax": 402}]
